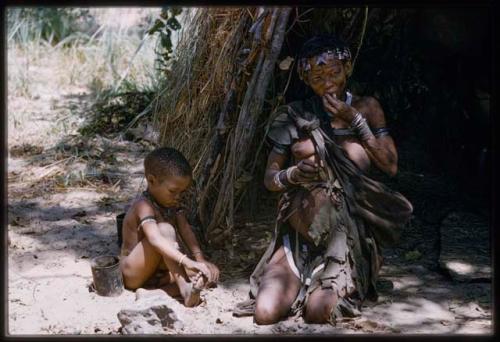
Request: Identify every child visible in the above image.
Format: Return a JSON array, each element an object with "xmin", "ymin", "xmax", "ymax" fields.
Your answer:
[{"xmin": 120, "ymin": 147, "xmax": 219, "ymax": 307}]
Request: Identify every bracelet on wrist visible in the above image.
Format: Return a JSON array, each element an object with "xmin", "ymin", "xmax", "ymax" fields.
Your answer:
[
  {"xmin": 286, "ymin": 166, "xmax": 299, "ymax": 185},
  {"xmin": 350, "ymin": 112, "xmax": 375, "ymax": 141},
  {"xmin": 273, "ymin": 171, "xmax": 286, "ymax": 190},
  {"xmin": 178, "ymin": 254, "xmax": 188, "ymax": 266},
  {"xmin": 192, "ymin": 251, "xmax": 203, "ymax": 258},
  {"xmin": 350, "ymin": 112, "xmax": 363, "ymax": 127}
]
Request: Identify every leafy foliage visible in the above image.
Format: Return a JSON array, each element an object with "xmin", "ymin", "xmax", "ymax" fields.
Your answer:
[
  {"xmin": 146, "ymin": 7, "xmax": 183, "ymax": 70},
  {"xmin": 79, "ymin": 89, "xmax": 154, "ymax": 137}
]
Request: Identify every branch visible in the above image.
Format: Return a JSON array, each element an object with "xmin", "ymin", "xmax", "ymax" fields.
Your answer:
[{"xmin": 352, "ymin": 6, "xmax": 369, "ymax": 72}]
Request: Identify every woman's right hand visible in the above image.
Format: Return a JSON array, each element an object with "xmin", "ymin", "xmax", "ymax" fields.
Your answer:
[{"xmin": 289, "ymin": 159, "xmax": 321, "ymax": 183}]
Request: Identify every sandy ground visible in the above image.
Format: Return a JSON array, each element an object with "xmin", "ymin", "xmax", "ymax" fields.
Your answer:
[{"xmin": 7, "ymin": 68, "xmax": 492, "ymax": 336}]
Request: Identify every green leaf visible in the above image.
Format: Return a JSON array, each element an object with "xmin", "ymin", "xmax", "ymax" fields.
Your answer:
[
  {"xmin": 166, "ymin": 17, "xmax": 181, "ymax": 31},
  {"xmin": 404, "ymin": 250, "xmax": 422, "ymax": 261},
  {"xmin": 147, "ymin": 19, "xmax": 164, "ymax": 35},
  {"xmin": 160, "ymin": 31, "xmax": 173, "ymax": 51}
]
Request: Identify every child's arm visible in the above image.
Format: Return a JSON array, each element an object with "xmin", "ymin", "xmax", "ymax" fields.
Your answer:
[
  {"xmin": 175, "ymin": 211, "xmax": 204, "ymax": 259},
  {"xmin": 176, "ymin": 211, "xmax": 220, "ymax": 284},
  {"xmin": 137, "ymin": 202, "xmax": 210, "ymax": 278}
]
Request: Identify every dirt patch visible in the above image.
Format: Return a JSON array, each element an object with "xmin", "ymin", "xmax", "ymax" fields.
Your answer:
[{"xmin": 7, "ymin": 68, "xmax": 491, "ymax": 336}]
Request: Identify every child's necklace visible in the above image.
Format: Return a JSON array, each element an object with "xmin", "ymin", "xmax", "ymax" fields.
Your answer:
[{"xmin": 142, "ymin": 190, "xmax": 178, "ymax": 219}]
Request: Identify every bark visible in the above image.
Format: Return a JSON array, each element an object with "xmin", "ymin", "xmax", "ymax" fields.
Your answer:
[
  {"xmin": 205, "ymin": 7, "xmax": 292, "ymax": 244},
  {"xmin": 194, "ymin": 14, "xmax": 251, "ymax": 229}
]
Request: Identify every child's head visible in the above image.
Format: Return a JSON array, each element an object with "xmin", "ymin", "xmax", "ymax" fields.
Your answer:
[{"xmin": 144, "ymin": 147, "xmax": 192, "ymax": 207}]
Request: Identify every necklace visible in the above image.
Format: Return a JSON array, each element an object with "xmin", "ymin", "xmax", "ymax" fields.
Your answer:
[
  {"xmin": 345, "ymin": 91, "xmax": 352, "ymax": 106},
  {"xmin": 142, "ymin": 190, "xmax": 178, "ymax": 220}
]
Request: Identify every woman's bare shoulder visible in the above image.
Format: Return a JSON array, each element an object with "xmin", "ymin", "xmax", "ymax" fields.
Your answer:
[{"xmin": 353, "ymin": 95, "xmax": 387, "ymax": 127}]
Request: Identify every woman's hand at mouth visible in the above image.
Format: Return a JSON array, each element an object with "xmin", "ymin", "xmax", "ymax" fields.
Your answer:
[{"xmin": 322, "ymin": 93, "xmax": 356, "ymax": 124}]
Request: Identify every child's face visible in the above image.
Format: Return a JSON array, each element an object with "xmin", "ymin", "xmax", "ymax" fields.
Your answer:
[{"xmin": 147, "ymin": 174, "xmax": 192, "ymax": 207}]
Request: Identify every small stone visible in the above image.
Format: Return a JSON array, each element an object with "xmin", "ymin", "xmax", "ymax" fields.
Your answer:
[{"xmin": 216, "ymin": 318, "xmax": 223, "ymax": 324}]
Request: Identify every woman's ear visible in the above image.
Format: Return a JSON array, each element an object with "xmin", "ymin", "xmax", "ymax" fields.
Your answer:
[{"xmin": 344, "ymin": 60, "xmax": 353, "ymax": 77}]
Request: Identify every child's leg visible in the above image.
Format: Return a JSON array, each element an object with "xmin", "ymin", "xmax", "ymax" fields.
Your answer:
[
  {"xmin": 121, "ymin": 222, "xmax": 204, "ymax": 307},
  {"xmin": 120, "ymin": 236, "xmax": 163, "ymax": 290},
  {"xmin": 155, "ymin": 222, "xmax": 205, "ymax": 307}
]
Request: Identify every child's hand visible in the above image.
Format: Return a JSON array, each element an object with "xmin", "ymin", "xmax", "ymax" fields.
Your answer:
[
  {"xmin": 183, "ymin": 258, "xmax": 211, "ymax": 280},
  {"xmin": 199, "ymin": 260, "xmax": 220, "ymax": 285}
]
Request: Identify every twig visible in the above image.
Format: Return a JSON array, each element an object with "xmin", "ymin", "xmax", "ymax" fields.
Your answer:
[
  {"xmin": 281, "ymin": 59, "xmax": 295, "ymax": 98},
  {"xmin": 199, "ymin": 32, "xmax": 232, "ymax": 95},
  {"xmin": 111, "ymin": 179, "xmax": 121, "ymax": 192},
  {"xmin": 39, "ymin": 157, "xmax": 72, "ymax": 171},
  {"xmin": 249, "ymin": 8, "xmax": 267, "ymax": 37},
  {"xmin": 264, "ymin": 8, "xmax": 280, "ymax": 45},
  {"xmin": 32, "ymin": 282, "xmax": 39, "ymax": 302},
  {"xmin": 246, "ymin": 8, "xmax": 255, "ymax": 21},
  {"xmin": 352, "ymin": 6, "xmax": 369, "ymax": 72},
  {"xmin": 33, "ymin": 167, "xmax": 62, "ymax": 181},
  {"xmin": 121, "ymin": 102, "xmax": 153, "ymax": 134},
  {"xmin": 112, "ymin": 33, "xmax": 150, "ymax": 94},
  {"xmin": 32, "ymin": 157, "xmax": 73, "ymax": 181},
  {"xmin": 55, "ymin": 114, "xmax": 72, "ymax": 124},
  {"xmin": 285, "ymin": 8, "xmax": 314, "ymax": 35},
  {"xmin": 192, "ymin": 142, "xmax": 210, "ymax": 175},
  {"xmin": 86, "ymin": 22, "xmax": 106, "ymax": 46},
  {"xmin": 40, "ymin": 309, "xmax": 48, "ymax": 321},
  {"xmin": 208, "ymin": 8, "xmax": 292, "ymax": 234},
  {"xmin": 8, "ymin": 18, "xmax": 25, "ymax": 42}
]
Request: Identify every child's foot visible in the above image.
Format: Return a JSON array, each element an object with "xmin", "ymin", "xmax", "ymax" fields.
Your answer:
[
  {"xmin": 160, "ymin": 283, "xmax": 182, "ymax": 299},
  {"xmin": 182, "ymin": 272, "xmax": 206, "ymax": 307},
  {"xmin": 143, "ymin": 270, "xmax": 170, "ymax": 289}
]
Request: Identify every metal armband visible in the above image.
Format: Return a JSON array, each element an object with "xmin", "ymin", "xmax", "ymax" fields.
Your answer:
[{"xmin": 350, "ymin": 112, "xmax": 375, "ymax": 141}]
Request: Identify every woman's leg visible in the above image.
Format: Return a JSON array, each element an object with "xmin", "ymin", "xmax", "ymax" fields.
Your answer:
[
  {"xmin": 254, "ymin": 246, "xmax": 302, "ymax": 325},
  {"xmin": 303, "ymin": 260, "xmax": 351, "ymax": 323},
  {"xmin": 288, "ymin": 188, "xmax": 346, "ymax": 323},
  {"xmin": 303, "ymin": 287, "xmax": 339, "ymax": 323}
]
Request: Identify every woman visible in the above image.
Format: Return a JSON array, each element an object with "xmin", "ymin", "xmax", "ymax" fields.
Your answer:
[{"xmin": 236, "ymin": 35, "xmax": 412, "ymax": 325}]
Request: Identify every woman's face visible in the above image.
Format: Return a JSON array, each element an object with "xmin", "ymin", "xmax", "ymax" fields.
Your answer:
[{"xmin": 304, "ymin": 58, "xmax": 352, "ymax": 97}]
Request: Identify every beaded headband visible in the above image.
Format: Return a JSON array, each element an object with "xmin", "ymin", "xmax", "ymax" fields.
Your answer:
[{"xmin": 298, "ymin": 48, "xmax": 351, "ymax": 80}]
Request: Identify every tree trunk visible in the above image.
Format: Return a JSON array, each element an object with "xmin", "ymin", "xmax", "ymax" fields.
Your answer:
[{"xmin": 204, "ymin": 7, "xmax": 292, "ymax": 246}]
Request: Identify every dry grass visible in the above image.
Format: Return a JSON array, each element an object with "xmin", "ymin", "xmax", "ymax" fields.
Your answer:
[
  {"xmin": 152, "ymin": 8, "xmax": 295, "ymax": 245},
  {"xmin": 8, "ymin": 8, "xmax": 162, "ymax": 97},
  {"xmin": 7, "ymin": 8, "xmax": 162, "ymax": 146},
  {"xmin": 153, "ymin": 8, "xmax": 250, "ymax": 173}
]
